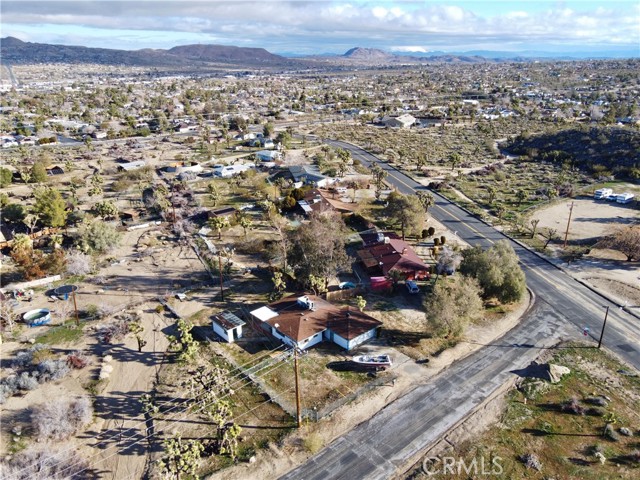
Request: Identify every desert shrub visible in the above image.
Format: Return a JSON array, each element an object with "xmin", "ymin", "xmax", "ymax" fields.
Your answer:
[
  {"xmin": 12, "ymin": 345, "xmax": 49, "ymax": 369},
  {"xmin": 586, "ymin": 407, "xmax": 605, "ymax": 416},
  {"xmin": 37, "ymin": 359, "xmax": 71, "ymax": 382},
  {"xmin": 31, "ymin": 347, "xmax": 55, "ymax": 365},
  {"xmin": 520, "ymin": 453, "xmax": 542, "ymax": 471},
  {"xmin": 67, "ymin": 352, "xmax": 89, "ymax": 369},
  {"xmin": 0, "ymin": 377, "xmax": 19, "ymax": 404},
  {"xmin": 440, "ymin": 235, "xmax": 446, "ymax": 245},
  {"xmin": 604, "ymin": 423, "xmax": 620, "ymax": 442},
  {"xmin": 0, "ymin": 446, "xmax": 90, "ymax": 479},
  {"xmin": 16, "ymin": 372, "xmax": 40, "ymax": 391},
  {"xmin": 433, "ymin": 237, "xmax": 440, "ymax": 246},
  {"xmin": 303, "ymin": 433, "xmax": 324, "ymax": 454},
  {"xmin": 97, "ymin": 318, "xmax": 133, "ymax": 343},
  {"xmin": 585, "ymin": 396, "xmax": 609, "ymax": 406},
  {"xmin": 31, "ymin": 396, "xmax": 93, "ymax": 441},
  {"xmin": 561, "ymin": 397, "xmax": 585, "ymax": 415},
  {"xmin": 66, "ymin": 251, "xmax": 93, "ymax": 276}
]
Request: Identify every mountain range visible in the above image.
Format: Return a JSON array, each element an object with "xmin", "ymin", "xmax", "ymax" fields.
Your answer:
[
  {"xmin": 2, "ymin": 37, "xmax": 619, "ymax": 69},
  {"xmin": 0, "ymin": 37, "xmax": 303, "ymax": 68}
]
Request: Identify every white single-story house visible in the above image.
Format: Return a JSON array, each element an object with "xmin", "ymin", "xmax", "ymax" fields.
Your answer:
[
  {"xmin": 288, "ymin": 165, "xmax": 334, "ymax": 188},
  {"xmin": 212, "ymin": 163, "xmax": 255, "ymax": 177},
  {"xmin": 250, "ymin": 294, "xmax": 382, "ymax": 351},
  {"xmin": 212, "ymin": 311, "xmax": 246, "ymax": 343},
  {"xmin": 165, "ymin": 162, "xmax": 203, "ymax": 174},
  {"xmin": 256, "ymin": 150, "xmax": 282, "ymax": 162},
  {"xmin": 117, "ymin": 160, "xmax": 147, "ymax": 172},
  {"xmin": 381, "ymin": 114, "xmax": 416, "ymax": 128}
]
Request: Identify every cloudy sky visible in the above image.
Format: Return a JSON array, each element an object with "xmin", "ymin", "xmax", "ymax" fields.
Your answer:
[{"xmin": 2, "ymin": 1, "xmax": 639, "ymax": 57}]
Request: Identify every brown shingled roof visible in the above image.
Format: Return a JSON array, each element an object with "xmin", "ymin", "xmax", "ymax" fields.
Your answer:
[{"xmin": 263, "ymin": 294, "xmax": 382, "ymax": 342}]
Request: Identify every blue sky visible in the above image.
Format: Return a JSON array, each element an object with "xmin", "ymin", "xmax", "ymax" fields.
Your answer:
[{"xmin": 1, "ymin": 1, "xmax": 639, "ymax": 57}]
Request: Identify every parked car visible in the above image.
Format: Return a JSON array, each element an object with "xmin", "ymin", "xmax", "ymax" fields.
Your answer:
[
  {"xmin": 339, "ymin": 281, "xmax": 356, "ymax": 290},
  {"xmin": 405, "ymin": 280, "xmax": 420, "ymax": 294}
]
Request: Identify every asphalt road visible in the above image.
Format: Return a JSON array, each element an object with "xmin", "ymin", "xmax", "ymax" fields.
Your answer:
[{"xmin": 279, "ymin": 140, "xmax": 640, "ymax": 480}]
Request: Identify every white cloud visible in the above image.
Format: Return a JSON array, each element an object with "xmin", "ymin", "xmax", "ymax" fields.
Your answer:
[
  {"xmin": 1, "ymin": 1, "xmax": 638, "ymax": 53},
  {"xmin": 390, "ymin": 46, "xmax": 431, "ymax": 53}
]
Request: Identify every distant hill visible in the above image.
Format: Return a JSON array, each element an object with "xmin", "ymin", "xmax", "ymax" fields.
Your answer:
[
  {"xmin": 167, "ymin": 44, "xmax": 298, "ymax": 65},
  {"xmin": 0, "ymin": 37, "xmax": 301, "ymax": 68},
  {"xmin": 304, "ymin": 46, "xmax": 495, "ymax": 65},
  {"xmin": 343, "ymin": 47, "xmax": 393, "ymax": 61}
]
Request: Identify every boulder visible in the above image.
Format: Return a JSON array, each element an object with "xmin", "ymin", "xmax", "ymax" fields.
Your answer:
[{"xmin": 548, "ymin": 364, "xmax": 571, "ymax": 383}]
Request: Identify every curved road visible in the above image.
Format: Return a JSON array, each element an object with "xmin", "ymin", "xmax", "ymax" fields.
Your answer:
[{"xmin": 279, "ymin": 140, "xmax": 640, "ymax": 480}]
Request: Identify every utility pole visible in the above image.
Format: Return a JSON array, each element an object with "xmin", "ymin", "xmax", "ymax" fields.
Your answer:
[
  {"xmin": 563, "ymin": 201, "xmax": 574, "ymax": 249},
  {"xmin": 294, "ymin": 348, "xmax": 302, "ymax": 428},
  {"xmin": 218, "ymin": 253, "xmax": 224, "ymax": 301},
  {"xmin": 597, "ymin": 306, "xmax": 610, "ymax": 349}
]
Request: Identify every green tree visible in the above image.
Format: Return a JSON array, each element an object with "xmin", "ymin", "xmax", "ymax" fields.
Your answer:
[
  {"xmin": 424, "ymin": 276, "xmax": 484, "ymax": 337},
  {"xmin": 79, "ymin": 221, "xmax": 121, "ymax": 254},
  {"xmin": 207, "ymin": 181, "xmax": 221, "ymax": 207},
  {"xmin": 208, "ymin": 399, "xmax": 242, "ymax": 459},
  {"xmin": 93, "ymin": 200, "xmax": 119, "ymax": 219},
  {"xmin": 271, "ymin": 271, "xmax": 286, "ymax": 300},
  {"xmin": 460, "ymin": 241, "xmax": 526, "ymax": 303},
  {"xmin": 208, "ymin": 215, "xmax": 229, "ymax": 240},
  {"xmin": 0, "ymin": 167, "xmax": 12, "ymax": 188},
  {"xmin": 33, "ymin": 187, "xmax": 67, "ymax": 227},
  {"xmin": 515, "ymin": 189, "xmax": 527, "ymax": 206},
  {"xmin": 384, "ymin": 191, "xmax": 425, "ymax": 239},
  {"xmin": 168, "ymin": 318, "xmax": 199, "ymax": 363},
  {"xmin": 276, "ymin": 131, "xmax": 292, "ymax": 148},
  {"xmin": 237, "ymin": 212, "xmax": 253, "ymax": 239},
  {"xmin": 486, "ymin": 186, "xmax": 498, "ymax": 205},
  {"xmin": 355, "ymin": 295, "xmax": 366, "ymax": 312},
  {"xmin": 30, "ymin": 162, "xmax": 48, "ymax": 184},
  {"xmin": 2, "ymin": 203, "xmax": 25, "ymax": 223},
  {"xmin": 416, "ymin": 191, "xmax": 435, "ymax": 213},
  {"xmin": 449, "ymin": 152, "xmax": 462, "ymax": 171},
  {"xmin": 159, "ymin": 434, "xmax": 204, "ymax": 480},
  {"xmin": 371, "ymin": 164, "xmax": 386, "ymax": 199}
]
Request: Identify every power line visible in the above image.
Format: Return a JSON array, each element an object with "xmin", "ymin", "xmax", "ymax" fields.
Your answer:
[
  {"xmin": 115, "ymin": 385, "xmax": 299, "ymax": 480},
  {"xmin": 59, "ymin": 357, "xmax": 294, "ymax": 478},
  {"xmin": 11, "ymin": 343, "xmax": 287, "ymax": 476}
]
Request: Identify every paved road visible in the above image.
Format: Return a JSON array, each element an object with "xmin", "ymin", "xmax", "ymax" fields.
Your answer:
[{"xmin": 279, "ymin": 140, "xmax": 640, "ymax": 480}]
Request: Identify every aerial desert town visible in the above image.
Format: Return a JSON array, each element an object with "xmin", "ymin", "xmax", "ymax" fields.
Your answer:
[{"xmin": 0, "ymin": 2, "xmax": 639, "ymax": 480}]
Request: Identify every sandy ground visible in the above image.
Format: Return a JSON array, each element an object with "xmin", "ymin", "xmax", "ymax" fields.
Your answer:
[
  {"xmin": 87, "ymin": 306, "xmax": 171, "ymax": 480},
  {"xmin": 530, "ymin": 195, "xmax": 640, "ymax": 314},
  {"xmin": 0, "ymin": 223, "xmax": 210, "ymax": 477}
]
